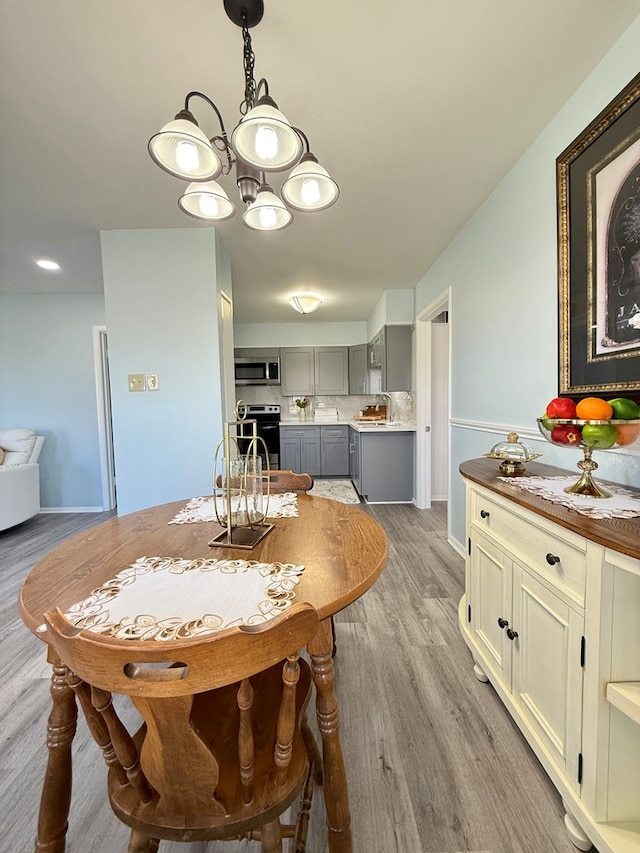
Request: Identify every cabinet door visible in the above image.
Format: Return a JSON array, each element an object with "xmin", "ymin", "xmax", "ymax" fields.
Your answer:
[
  {"xmin": 469, "ymin": 528, "xmax": 513, "ymax": 688},
  {"xmin": 349, "ymin": 428, "xmax": 361, "ymax": 493},
  {"xmin": 315, "ymin": 347, "xmax": 349, "ymax": 395},
  {"xmin": 348, "ymin": 344, "xmax": 368, "ymax": 394},
  {"xmin": 382, "ymin": 325, "xmax": 412, "ymax": 392},
  {"xmin": 369, "ymin": 333, "xmax": 382, "ymax": 368},
  {"xmin": 511, "ymin": 564, "xmax": 584, "ymax": 790},
  {"xmin": 321, "ymin": 426, "xmax": 349, "ymax": 476},
  {"xmin": 281, "ymin": 348, "xmax": 314, "ymax": 397},
  {"xmin": 279, "ymin": 437, "xmax": 301, "ymax": 472},
  {"xmin": 301, "ymin": 435, "xmax": 321, "ymax": 476}
]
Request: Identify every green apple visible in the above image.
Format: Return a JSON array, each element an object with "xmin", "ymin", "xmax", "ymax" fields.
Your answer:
[
  {"xmin": 607, "ymin": 397, "xmax": 640, "ymax": 419},
  {"xmin": 539, "ymin": 414, "xmax": 553, "ymax": 431},
  {"xmin": 581, "ymin": 423, "xmax": 617, "ymax": 449}
]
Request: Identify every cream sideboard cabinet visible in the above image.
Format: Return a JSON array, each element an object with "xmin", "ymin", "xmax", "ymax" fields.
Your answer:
[{"xmin": 459, "ymin": 459, "xmax": 640, "ymax": 853}]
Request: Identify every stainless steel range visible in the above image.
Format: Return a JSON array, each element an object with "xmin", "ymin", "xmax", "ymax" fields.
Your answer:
[{"xmin": 236, "ymin": 403, "xmax": 281, "ymax": 467}]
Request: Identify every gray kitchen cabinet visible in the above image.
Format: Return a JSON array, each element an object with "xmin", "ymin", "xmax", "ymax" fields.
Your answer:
[
  {"xmin": 280, "ymin": 347, "xmax": 315, "ymax": 397},
  {"xmin": 315, "ymin": 347, "xmax": 349, "ymax": 395},
  {"xmin": 368, "ymin": 325, "xmax": 412, "ymax": 391},
  {"xmin": 368, "ymin": 332, "xmax": 382, "ymax": 368},
  {"xmin": 348, "ymin": 344, "xmax": 368, "ymax": 394},
  {"xmin": 351, "ymin": 430, "xmax": 414, "ymax": 502},
  {"xmin": 280, "ymin": 424, "xmax": 349, "ymax": 476},
  {"xmin": 320, "ymin": 425, "xmax": 349, "ymax": 476},
  {"xmin": 280, "ymin": 346, "xmax": 349, "ymax": 397},
  {"xmin": 381, "ymin": 325, "xmax": 412, "ymax": 392},
  {"xmin": 279, "ymin": 425, "xmax": 321, "ymax": 476}
]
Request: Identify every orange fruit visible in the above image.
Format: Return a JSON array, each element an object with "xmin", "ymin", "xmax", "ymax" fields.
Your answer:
[
  {"xmin": 615, "ymin": 423, "xmax": 640, "ymax": 445},
  {"xmin": 575, "ymin": 397, "xmax": 613, "ymax": 420}
]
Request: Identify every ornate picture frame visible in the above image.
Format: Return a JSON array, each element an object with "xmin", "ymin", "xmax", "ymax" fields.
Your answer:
[{"xmin": 557, "ymin": 72, "xmax": 640, "ymax": 400}]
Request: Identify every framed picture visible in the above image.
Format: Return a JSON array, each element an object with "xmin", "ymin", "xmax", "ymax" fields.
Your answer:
[{"xmin": 557, "ymin": 71, "xmax": 640, "ymax": 400}]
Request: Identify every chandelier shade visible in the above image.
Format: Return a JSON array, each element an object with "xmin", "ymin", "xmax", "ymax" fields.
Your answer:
[
  {"xmin": 288, "ymin": 294, "xmax": 323, "ymax": 315},
  {"xmin": 148, "ymin": 118, "xmax": 222, "ymax": 181},
  {"xmin": 242, "ymin": 185, "xmax": 292, "ymax": 231},
  {"xmin": 231, "ymin": 99, "xmax": 303, "ymax": 172},
  {"xmin": 281, "ymin": 155, "xmax": 340, "ymax": 211},
  {"xmin": 178, "ymin": 180, "xmax": 236, "ymax": 221}
]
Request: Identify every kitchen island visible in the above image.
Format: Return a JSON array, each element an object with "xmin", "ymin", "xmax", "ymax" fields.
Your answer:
[{"xmin": 279, "ymin": 419, "xmax": 416, "ymax": 503}]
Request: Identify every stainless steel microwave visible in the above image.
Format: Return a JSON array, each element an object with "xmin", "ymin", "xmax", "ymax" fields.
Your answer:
[{"xmin": 234, "ymin": 357, "xmax": 280, "ymax": 386}]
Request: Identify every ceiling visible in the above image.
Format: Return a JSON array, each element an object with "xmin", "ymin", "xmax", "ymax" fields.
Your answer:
[{"xmin": 2, "ymin": 1, "xmax": 639, "ymax": 324}]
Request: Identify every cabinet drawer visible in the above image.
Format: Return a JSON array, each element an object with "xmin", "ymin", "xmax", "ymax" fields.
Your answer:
[
  {"xmin": 470, "ymin": 488, "xmax": 586, "ymax": 605},
  {"xmin": 280, "ymin": 426, "xmax": 320, "ymax": 439},
  {"xmin": 321, "ymin": 425, "xmax": 348, "ymax": 438}
]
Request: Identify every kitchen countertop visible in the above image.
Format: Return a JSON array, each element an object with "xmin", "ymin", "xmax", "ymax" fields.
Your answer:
[{"xmin": 279, "ymin": 419, "xmax": 417, "ymax": 433}]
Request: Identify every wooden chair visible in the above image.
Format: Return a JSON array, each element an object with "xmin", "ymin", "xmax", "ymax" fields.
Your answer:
[
  {"xmin": 43, "ymin": 603, "xmax": 322, "ymax": 853},
  {"xmin": 215, "ymin": 469, "xmax": 314, "ymax": 495},
  {"xmin": 262, "ymin": 470, "xmax": 314, "ymax": 494}
]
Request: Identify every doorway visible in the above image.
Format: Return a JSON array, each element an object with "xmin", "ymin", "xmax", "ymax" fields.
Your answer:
[
  {"xmin": 415, "ymin": 289, "xmax": 451, "ymax": 516},
  {"xmin": 92, "ymin": 325, "xmax": 116, "ymax": 510}
]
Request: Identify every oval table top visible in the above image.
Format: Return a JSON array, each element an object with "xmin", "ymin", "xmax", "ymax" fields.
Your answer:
[{"xmin": 19, "ymin": 493, "xmax": 389, "ymax": 635}]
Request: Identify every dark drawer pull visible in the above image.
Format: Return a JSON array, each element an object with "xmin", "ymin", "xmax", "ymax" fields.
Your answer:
[
  {"xmin": 497, "ymin": 617, "xmax": 509, "ymax": 629},
  {"xmin": 480, "ymin": 509, "xmax": 490, "ymax": 519},
  {"xmin": 546, "ymin": 553, "xmax": 561, "ymax": 566},
  {"xmin": 506, "ymin": 628, "xmax": 519, "ymax": 641}
]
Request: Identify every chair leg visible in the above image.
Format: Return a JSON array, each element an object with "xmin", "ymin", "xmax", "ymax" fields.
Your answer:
[
  {"xmin": 260, "ymin": 818, "xmax": 283, "ymax": 852},
  {"xmin": 330, "ymin": 615, "xmax": 337, "ymax": 657},
  {"xmin": 128, "ymin": 829, "xmax": 160, "ymax": 852}
]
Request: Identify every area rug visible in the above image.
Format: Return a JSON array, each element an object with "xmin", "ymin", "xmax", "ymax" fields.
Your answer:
[{"xmin": 309, "ymin": 479, "xmax": 361, "ymax": 504}]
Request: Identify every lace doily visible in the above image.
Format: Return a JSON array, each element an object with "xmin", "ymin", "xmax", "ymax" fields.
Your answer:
[
  {"xmin": 169, "ymin": 492, "xmax": 299, "ymax": 525},
  {"xmin": 51, "ymin": 556, "xmax": 305, "ymax": 641},
  {"xmin": 498, "ymin": 475, "xmax": 640, "ymax": 519}
]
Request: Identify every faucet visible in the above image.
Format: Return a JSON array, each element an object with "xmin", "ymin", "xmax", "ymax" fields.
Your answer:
[{"xmin": 377, "ymin": 392, "xmax": 393, "ymax": 423}]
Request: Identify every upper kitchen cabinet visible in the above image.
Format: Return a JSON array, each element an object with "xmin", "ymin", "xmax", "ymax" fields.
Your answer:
[
  {"xmin": 348, "ymin": 344, "xmax": 368, "ymax": 395},
  {"xmin": 281, "ymin": 346, "xmax": 349, "ymax": 396},
  {"xmin": 369, "ymin": 325, "xmax": 412, "ymax": 391}
]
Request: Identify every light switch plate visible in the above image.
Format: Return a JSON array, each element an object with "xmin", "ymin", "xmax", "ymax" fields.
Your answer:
[
  {"xmin": 146, "ymin": 373, "xmax": 159, "ymax": 391},
  {"xmin": 128, "ymin": 373, "xmax": 146, "ymax": 392}
]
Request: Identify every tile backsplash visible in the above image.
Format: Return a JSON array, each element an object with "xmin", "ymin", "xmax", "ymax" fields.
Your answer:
[{"xmin": 235, "ymin": 385, "xmax": 415, "ymax": 423}]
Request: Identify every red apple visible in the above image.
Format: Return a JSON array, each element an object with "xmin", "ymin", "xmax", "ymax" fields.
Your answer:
[
  {"xmin": 546, "ymin": 397, "xmax": 577, "ymax": 419},
  {"xmin": 551, "ymin": 424, "xmax": 582, "ymax": 446}
]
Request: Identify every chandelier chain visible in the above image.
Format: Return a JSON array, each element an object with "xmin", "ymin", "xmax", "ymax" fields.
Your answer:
[{"xmin": 240, "ymin": 13, "xmax": 257, "ymax": 115}]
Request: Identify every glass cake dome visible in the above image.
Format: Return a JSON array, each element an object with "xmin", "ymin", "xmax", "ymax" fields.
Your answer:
[{"xmin": 484, "ymin": 432, "xmax": 541, "ymax": 475}]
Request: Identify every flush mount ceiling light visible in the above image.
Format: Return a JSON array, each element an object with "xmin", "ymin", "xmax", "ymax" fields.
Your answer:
[
  {"xmin": 288, "ymin": 294, "xmax": 322, "ymax": 315},
  {"xmin": 36, "ymin": 259, "xmax": 61, "ymax": 271},
  {"xmin": 149, "ymin": 0, "xmax": 339, "ymax": 232}
]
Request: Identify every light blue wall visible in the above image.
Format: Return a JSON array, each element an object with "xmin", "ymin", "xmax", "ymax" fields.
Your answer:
[
  {"xmin": 101, "ymin": 228, "xmax": 227, "ymax": 515},
  {"xmin": 367, "ymin": 289, "xmax": 415, "ymax": 339},
  {"xmin": 416, "ymin": 19, "xmax": 640, "ymax": 545},
  {"xmin": 234, "ymin": 322, "xmax": 368, "ymax": 347},
  {"xmin": 0, "ymin": 294, "xmax": 105, "ymax": 508}
]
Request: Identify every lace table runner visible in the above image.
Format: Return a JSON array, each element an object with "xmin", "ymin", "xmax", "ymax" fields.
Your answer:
[
  {"xmin": 498, "ymin": 475, "xmax": 640, "ymax": 519},
  {"xmin": 46, "ymin": 556, "xmax": 305, "ymax": 641},
  {"xmin": 169, "ymin": 492, "xmax": 299, "ymax": 525}
]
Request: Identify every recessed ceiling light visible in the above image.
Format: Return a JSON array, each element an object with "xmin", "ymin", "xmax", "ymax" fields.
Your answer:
[{"xmin": 36, "ymin": 259, "xmax": 61, "ymax": 271}]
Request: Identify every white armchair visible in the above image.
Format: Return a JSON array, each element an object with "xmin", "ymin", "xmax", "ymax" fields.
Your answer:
[{"xmin": 0, "ymin": 429, "xmax": 45, "ymax": 531}]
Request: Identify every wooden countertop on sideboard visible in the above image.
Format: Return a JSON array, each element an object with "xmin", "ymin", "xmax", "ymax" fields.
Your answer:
[{"xmin": 460, "ymin": 458, "xmax": 640, "ymax": 562}]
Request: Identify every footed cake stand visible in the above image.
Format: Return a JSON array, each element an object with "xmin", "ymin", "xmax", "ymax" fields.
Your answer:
[{"xmin": 536, "ymin": 418, "xmax": 640, "ymax": 498}]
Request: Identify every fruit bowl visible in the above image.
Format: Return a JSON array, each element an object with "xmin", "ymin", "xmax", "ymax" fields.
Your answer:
[{"xmin": 536, "ymin": 418, "xmax": 640, "ymax": 498}]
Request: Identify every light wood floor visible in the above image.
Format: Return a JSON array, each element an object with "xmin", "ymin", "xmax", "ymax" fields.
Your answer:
[{"xmin": 0, "ymin": 504, "xmax": 585, "ymax": 853}]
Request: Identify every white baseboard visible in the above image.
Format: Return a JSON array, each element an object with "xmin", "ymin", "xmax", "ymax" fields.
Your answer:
[
  {"xmin": 40, "ymin": 506, "xmax": 106, "ymax": 514},
  {"xmin": 448, "ymin": 534, "xmax": 465, "ymax": 559}
]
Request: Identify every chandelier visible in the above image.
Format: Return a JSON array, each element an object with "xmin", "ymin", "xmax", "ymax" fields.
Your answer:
[{"xmin": 148, "ymin": 0, "xmax": 339, "ymax": 231}]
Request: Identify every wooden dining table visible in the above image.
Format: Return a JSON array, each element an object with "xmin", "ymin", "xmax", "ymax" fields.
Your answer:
[{"xmin": 19, "ymin": 493, "xmax": 388, "ymax": 853}]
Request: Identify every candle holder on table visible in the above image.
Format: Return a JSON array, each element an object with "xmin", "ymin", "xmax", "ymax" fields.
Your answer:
[{"xmin": 209, "ymin": 409, "xmax": 274, "ymax": 549}]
